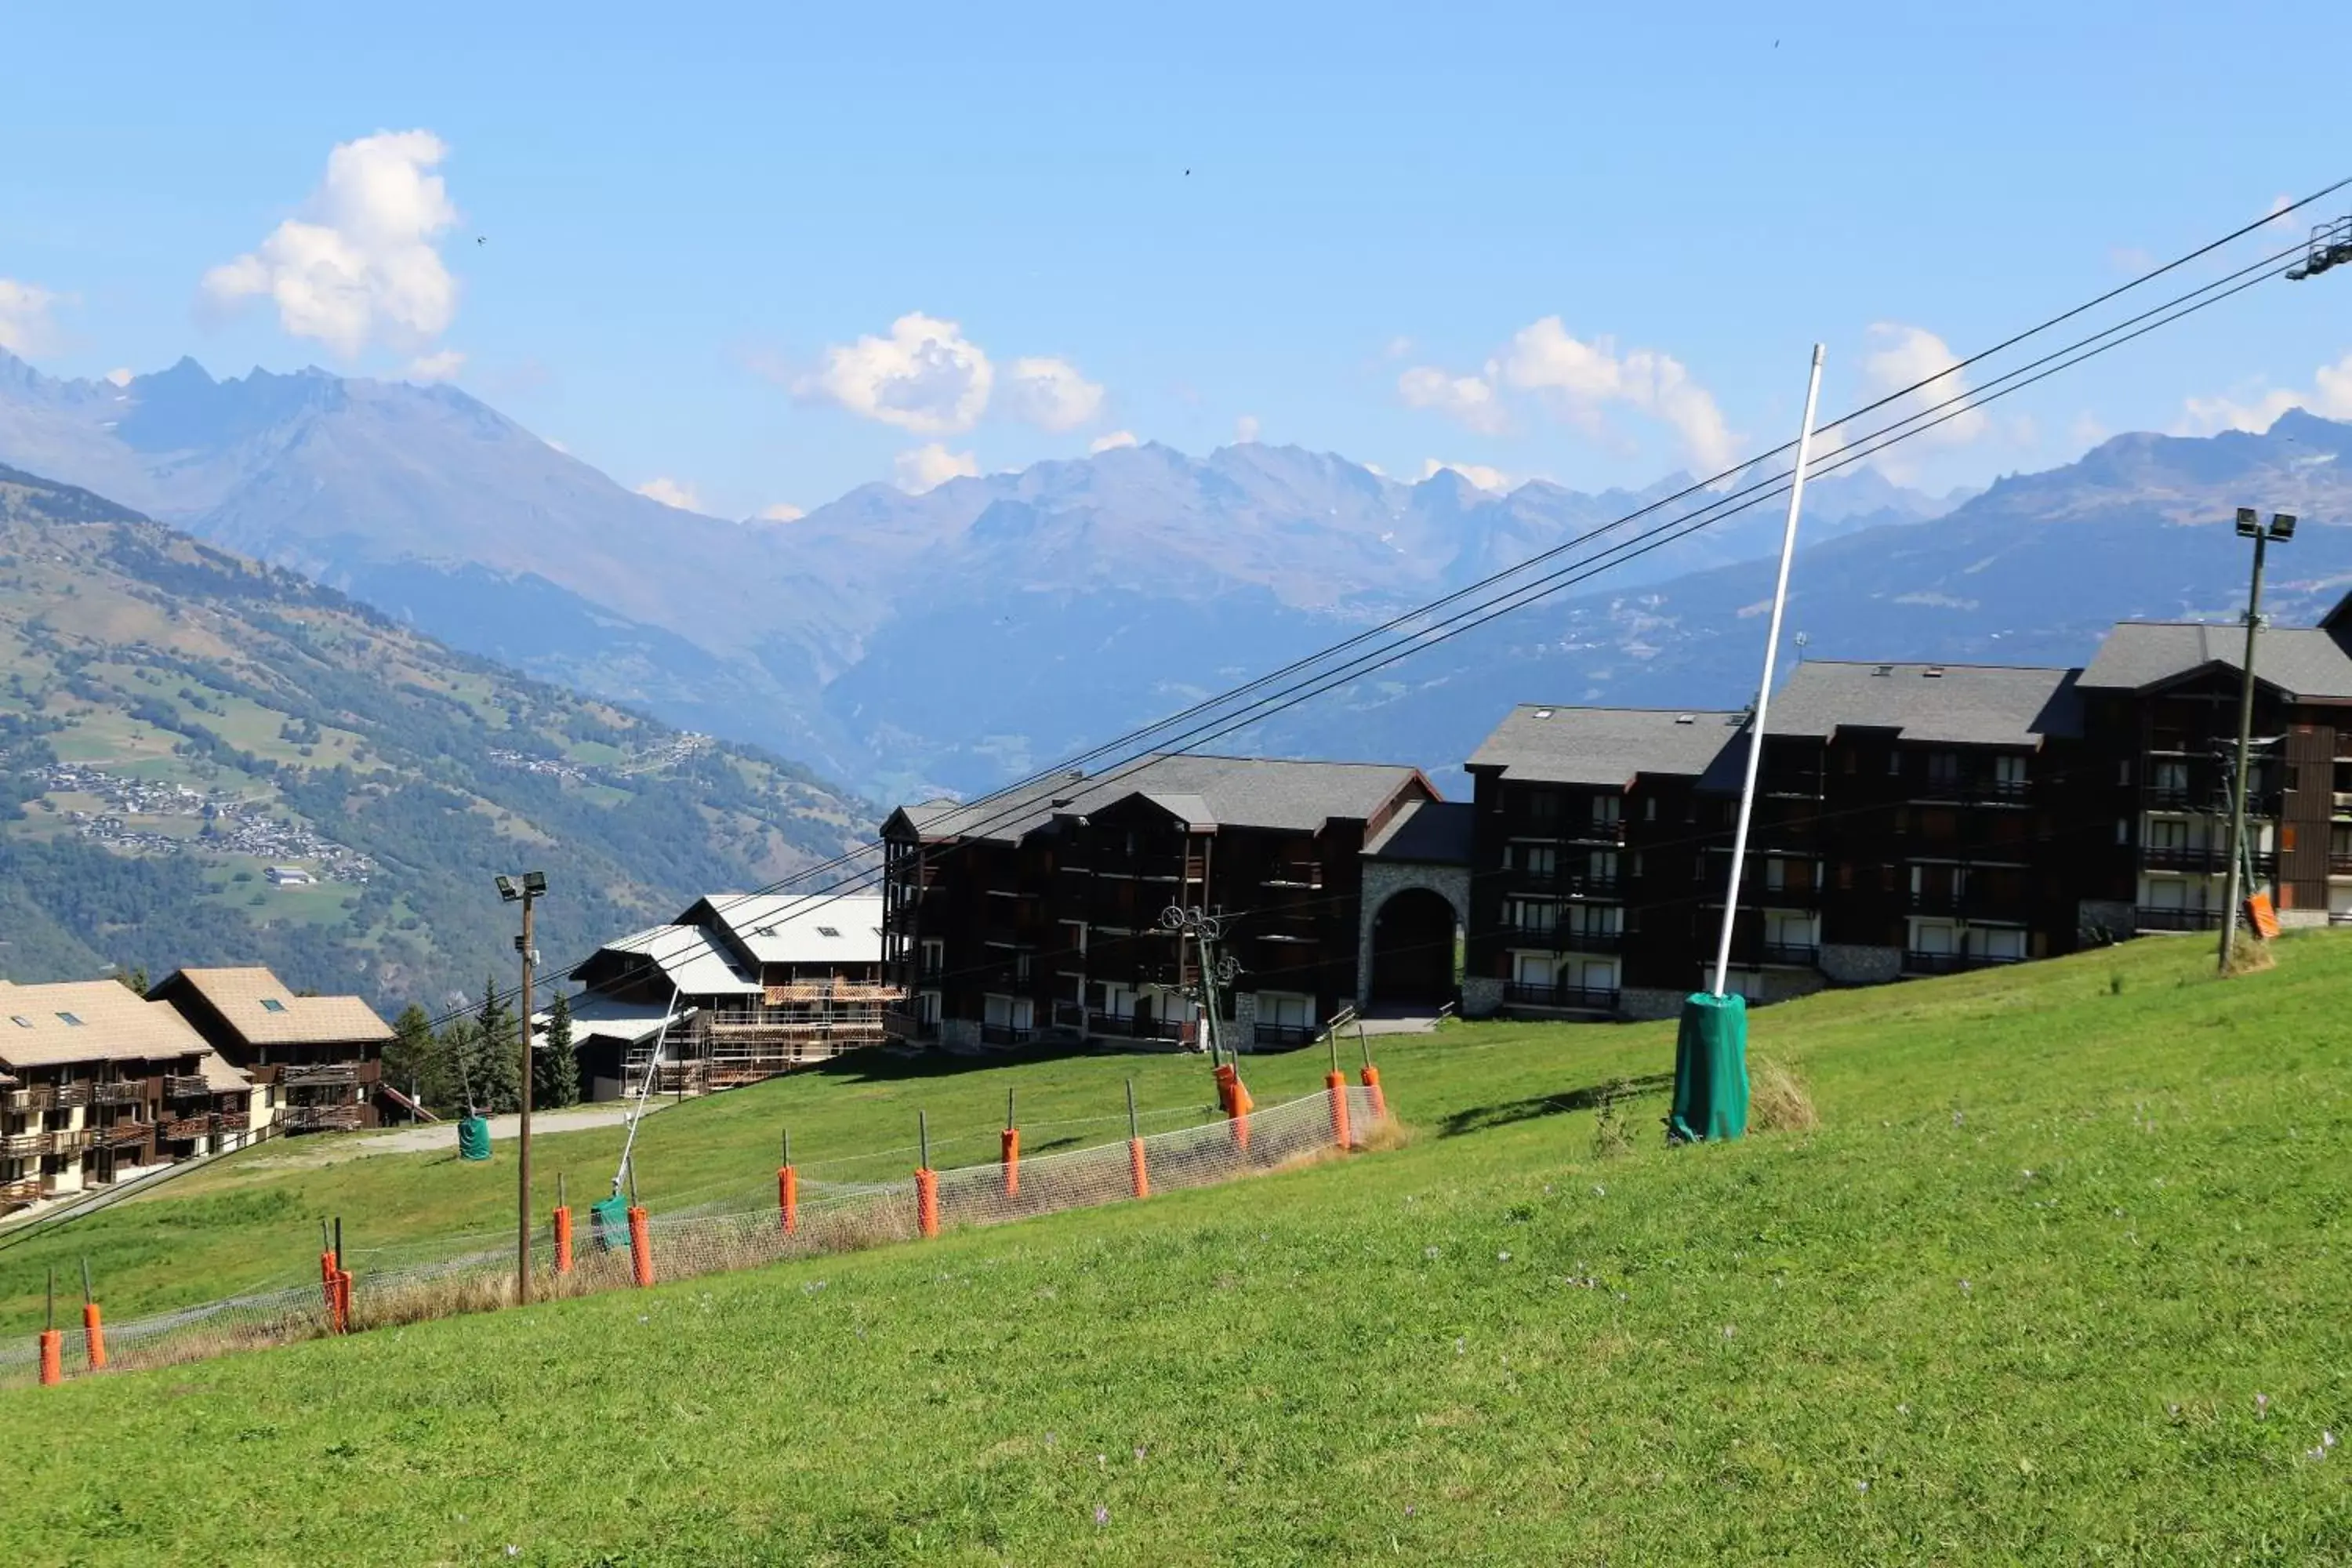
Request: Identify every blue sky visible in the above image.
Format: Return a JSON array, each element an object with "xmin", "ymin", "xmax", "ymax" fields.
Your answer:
[{"xmin": 4, "ymin": 2, "xmax": 2349, "ymax": 519}]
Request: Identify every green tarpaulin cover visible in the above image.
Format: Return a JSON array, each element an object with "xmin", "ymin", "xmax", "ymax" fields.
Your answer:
[
  {"xmin": 456, "ymin": 1116, "xmax": 492, "ymax": 1161},
  {"xmin": 1670, "ymin": 992, "xmax": 1750, "ymax": 1143},
  {"xmin": 588, "ymin": 1194, "xmax": 631, "ymax": 1254}
]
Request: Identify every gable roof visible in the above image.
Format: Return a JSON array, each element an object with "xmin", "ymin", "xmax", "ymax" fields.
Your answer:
[
  {"xmin": 0, "ymin": 979, "xmax": 212, "ymax": 1068},
  {"xmin": 151, "ymin": 967, "xmax": 394, "ymax": 1047},
  {"xmin": 1468, "ymin": 706, "xmax": 1745, "ymax": 787},
  {"xmin": 892, "ymin": 754, "xmax": 1433, "ymax": 845},
  {"xmin": 2078, "ymin": 622, "xmax": 2352, "ymax": 700},
  {"xmin": 1763, "ymin": 661, "xmax": 2083, "ymax": 746},
  {"xmin": 579, "ymin": 924, "xmax": 763, "ymax": 996},
  {"xmin": 1363, "ymin": 799, "xmax": 1475, "ymax": 866},
  {"xmin": 684, "ymin": 893, "xmax": 886, "ymax": 966}
]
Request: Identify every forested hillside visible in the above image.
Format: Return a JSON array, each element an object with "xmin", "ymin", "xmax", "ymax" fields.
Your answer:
[{"xmin": 0, "ymin": 463, "xmax": 871, "ymax": 1014}]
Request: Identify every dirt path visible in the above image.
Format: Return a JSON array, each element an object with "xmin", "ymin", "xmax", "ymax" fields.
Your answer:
[{"xmin": 239, "ymin": 1101, "xmax": 671, "ymax": 1167}]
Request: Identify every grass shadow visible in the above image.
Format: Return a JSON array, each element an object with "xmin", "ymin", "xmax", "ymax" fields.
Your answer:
[{"xmin": 1439, "ymin": 1072, "xmax": 1674, "ymax": 1139}]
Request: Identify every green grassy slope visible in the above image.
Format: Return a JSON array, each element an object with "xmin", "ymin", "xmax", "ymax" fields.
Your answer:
[
  {"xmin": 2, "ymin": 932, "xmax": 2348, "ymax": 1565},
  {"xmin": 0, "ymin": 463, "xmax": 869, "ymax": 1014}
]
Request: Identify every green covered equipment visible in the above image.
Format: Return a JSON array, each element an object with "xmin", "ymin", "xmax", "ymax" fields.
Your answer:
[
  {"xmin": 588, "ymin": 1193, "xmax": 631, "ymax": 1254},
  {"xmin": 1669, "ymin": 992, "xmax": 1750, "ymax": 1143},
  {"xmin": 456, "ymin": 1115, "xmax": 493, "ymax": 1161}
]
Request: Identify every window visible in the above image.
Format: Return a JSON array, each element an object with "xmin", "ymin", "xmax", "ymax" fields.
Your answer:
[
  {"xmin": 2147, "ymin": 818, "xmax": 2187, "ymax": 851},
  {"xmin": 1994, "ymin": 755, "xmax": 2027, "ymax": 787},
  {"xmin": 1926, "ymin": 752, "xmax": 1961, "ymax": 787},
  {"xmin": 1644, "ymin": 797, "xmax": 1657, "ymax": 822},
  {"xmin": 1592, "ymin": 795, "xmax": 1621, "ymax": 826},
  {"xmin": 1888, "ymin": 751, "xmax": 1903, "ymax": 777},
  {"xmin": 259, "ymin": 998, "xmax": 287, "ymax": 1014},
  {"xmin": 2153, "ymin": 761, "xmax": 2189, "ymax": 793},
  {"xmin": 8, "ymin": 1016, "xmax": 28, "ymax": 1029},
  {"xmin": 815, "ymin": 925, "xmax": 841, "ymax": 938},
  {"xmin": 55, "ymin": 1012, "xmax": 82, "ymax": 1026}
]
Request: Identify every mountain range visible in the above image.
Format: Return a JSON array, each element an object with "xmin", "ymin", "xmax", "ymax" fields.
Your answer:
[
  {"xmin": 0, "ymin": 461, "xmax": 868, "ymax": 1014},
  {"xmin": 0, "ymin": 351, "xmax": 1958, "ymax": 797},
  {"xmin": 3, "ymin": 349, "xmax": 2347, "ymax": 807}
]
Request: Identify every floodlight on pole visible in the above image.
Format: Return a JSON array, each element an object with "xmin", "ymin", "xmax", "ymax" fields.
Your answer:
[
  {"xmin": 492, "ymin": 870, "xmax": 550, "ymax": 1299},
  {"xmin": 2218, "ymin": 510, "xmax": 2288, "ymax": 972}
]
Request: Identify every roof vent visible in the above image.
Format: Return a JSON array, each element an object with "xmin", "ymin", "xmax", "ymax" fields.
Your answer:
[
  {"xmin": 1871, "ymin": 664, "xmax": 1893, "ymax": 677},
  {"xmin": 1674, "ymin": 713, "xmax": 1695, "ymax": 724},
  {"xmin": 1922, "ymin": 666, "xmax": 1945, "ymax": 678},
  {"xmin": 1065, "ymin": 768, "xmax": 1085, "ymax": 782},
  {"xmin": 1532, "ymin": 707, "xmax": 1555, "ymax": 719},
  {"xmin": 817, "ymin": 925, "xmax": 841, "ymax": 938},
  {"xmin": 1051, "ymin": 797, "xmax": 1075, "ymax": 808}
]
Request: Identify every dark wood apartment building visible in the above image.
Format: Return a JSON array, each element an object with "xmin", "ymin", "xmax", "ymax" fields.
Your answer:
[
  {"xmin": 1465, "ymin": 662, "xmax": 2100, "ymax": 1018},
  {"xmin": 562, "ymin": 894, "xmax": 899, "ymax": 1099},
  {"xmin": 881, "ymin": 755, "xmax": 1446, "ymax": 1050},
  {"xmin": 2074, "ymin": 595, "xmax": 2352, "ymax": 932},
  {"xmin": 0, "ymin": 978, "xmax": 256, "ymax": 1210},
  {"xmin": 150, "ymin": 967, "xmax": 392, "ymax": 1134}
]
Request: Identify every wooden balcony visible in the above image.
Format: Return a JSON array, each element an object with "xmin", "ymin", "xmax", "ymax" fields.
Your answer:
[
  {"xmin": 89, "ymin": 1080, "xmax": 144, "ymax": 1106},
  {"xmin": 100, "ymin": 1120, "xmax": 151, "ymax": 1146},
  {"xmin": 0, "ymin": 1176, "xmax": 41, "ymax": 1207},
  {"xmin": 163, "ymin": 1073, "xmax": 212, "ymax": 1100},
  {"xmin": 280, "ymin": 1062, "xmax": 361, "ymax": 1088},
  {"xmin": 160, "ymin": 1116, "xmax": 213, "ymax": 1141},
  {"xmin": 282, "ymin": 1105, "xmax": 364, "ymax": 1134},
  {"xmin": 4, "ymin": 1086, "xmax": 55, "ymax": 1113}
]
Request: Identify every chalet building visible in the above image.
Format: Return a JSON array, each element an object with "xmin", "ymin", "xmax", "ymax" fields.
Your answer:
[
  {"xmin": 561, "ymin": 894, "xmax": 898, "ymax": 1100},
  {"xmin": 0, "ymin": 979, "xmax": 256, "ymax": 1212},
  {"xmin": 880, "ymin": 755, "xmax": 1454, "ymax": 1051},
  {"xmin": 1465, "ymin": 706, "xmax": 1749, "ymax": 1021},
  {"xmin": 149, "ymin": 967, "xmax": 393, "ymax": 1134},
  {"xmin": 1465, "ymin": 662, "xmax": 2100, "ymax": 1019},
  {"xmin": 2074, "ymin": 595, "xmax": 2352, "ymax": 932}
]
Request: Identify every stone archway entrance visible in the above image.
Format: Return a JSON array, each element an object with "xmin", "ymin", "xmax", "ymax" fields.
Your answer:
[{"xmin": 1368, "ymin": 887, "xmax": 1460, "ymax": 1005}]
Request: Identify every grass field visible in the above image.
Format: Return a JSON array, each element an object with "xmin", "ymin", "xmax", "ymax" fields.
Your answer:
[{"xmin": 2, "ymin": 931, "xmax": 2347, "ymax": 1564}]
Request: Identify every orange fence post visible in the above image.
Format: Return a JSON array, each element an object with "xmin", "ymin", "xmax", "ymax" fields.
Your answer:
[
  {"xmin": 915, "ymin": 1168, "xmax": 940, "ymax": 1237},
  {"xmin": 627, "ymin": 1205, "xmax": 655, "ymax": 1287},
  {"xmin": 1326, "ymin": 1070, "xmax": 1353, "ymax": 1150},
  {"xmin": 79, "ymin": 1260, "xmax": 104, "ymax": 1371},
  {"xmin": 553, "ymin": 1205, "xmax": 574, "ymax": 1274},
  {"xmin": 1230, "ymin": 1077, "xmax": 1254, "ymax": 1156},
  {"xmin": 335, "ymin": 1270, "xmax": 354, "ymax": 1334},
  {"xmin": 1213, "ymin": 1062, "xmax": 1237, "ymax": 1114},
  {"xmin": 1359, "ymin": 1063, "xmax": 1386, "ymax": 1122},
  {"xmin": 779, "ymin": 1166, "xmax": 798, "ymax": 1236},
  {"xmin": 1124, "ymin": 1080, "xmax": 1149, "ymax": 1199},
  {"xmin": 915, "ymin": 1109, "xmax": 940, "ymax": 1237},
  {"xmin": 38, "ymin": 1330, "xmax": 62, "ymax": 1387},
  {"xmin": 1000, "ymin": 1128, "xmax": 1020, "ymax": 1200}
]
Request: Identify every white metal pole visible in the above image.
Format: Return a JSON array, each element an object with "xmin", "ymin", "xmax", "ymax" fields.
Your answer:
[{"xmin": 1711, "ymin": 344, "xmax": 1828, "ymax": 998}]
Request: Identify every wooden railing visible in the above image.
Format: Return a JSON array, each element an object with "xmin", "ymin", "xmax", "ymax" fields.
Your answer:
[
  {"xmin": 280, "ymin": 1062, "xmax": 361, "ymax": 1088},
  {"xmin": 89, "ymin": 1081, "xmax": 144, "ymax": 1105},
  {"xmin": 163, "ymin": 1073, "xmax": 212, "ymax": 1099}
]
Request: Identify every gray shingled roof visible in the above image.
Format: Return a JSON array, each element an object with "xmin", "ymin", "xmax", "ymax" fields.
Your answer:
[
  {"xmin": 894, "ymin": 754, "xmax": 1431, "ymax": 844},
  {"xmin": 1363, "ymin": 799, "xmax": 1474, "ymax": 866},
  {"xmin": 2078, "ymin": 622, "xmax": 2352, "ymax": 699},
  {"xmin": 1467, "ymin": 706, "xmax": 1746, "ymax": 786},
  {"xmin": 1765, "ymin": 661, "xmax": 2083, "ymax": 745}
]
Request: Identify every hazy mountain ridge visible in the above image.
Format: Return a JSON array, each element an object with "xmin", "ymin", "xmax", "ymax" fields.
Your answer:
[{"xmin": 0, "ymin": 352, "xmax": 1964, "ymax": 794}]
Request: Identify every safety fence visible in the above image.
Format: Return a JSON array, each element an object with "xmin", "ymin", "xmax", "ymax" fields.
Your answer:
[{"xmin": 0, "ymin": 1080, "xmax": 1388, "ymax": 1389}]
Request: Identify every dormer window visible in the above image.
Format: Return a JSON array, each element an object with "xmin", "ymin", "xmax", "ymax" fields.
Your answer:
[
  {"xmin": 260, "ymin": 998, "xmax": 288, "ymax": 1014},
  {"xmin": 56, "ymin": 1012, "xmax": 82, "ymax": 1026},
  {"xmin": 9, "ymin": 1016, "xmax": 31, "ymax": 1028}
]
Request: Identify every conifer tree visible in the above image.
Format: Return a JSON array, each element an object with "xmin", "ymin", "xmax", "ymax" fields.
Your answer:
[
  {"xmin": 534, "ymin": 990, "xmax": 580, "ymax": 1109},
  {"xmin": 471, "ymin": 975, "xmax": 522, "ymax": 1115},
  {"xmin": 383, "ymin": 1003, "xmax": 451, "ymax": 1119}
]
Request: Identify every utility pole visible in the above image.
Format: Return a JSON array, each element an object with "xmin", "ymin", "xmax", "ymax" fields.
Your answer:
[
  {"xmin": 1160, "ymin": 904, "xmax": 1236, "ymax": 1057},
  {"xmin": 1712, "ymin": 345, "xmax": 1827, "ymax": 997},
  {"xmin": 495, "ymin": 871, "xmax": 549, "ymax": 1301},
  {"xmin": 2219, "ymin": 509, "xmax": 2296, "ymax": 971}
]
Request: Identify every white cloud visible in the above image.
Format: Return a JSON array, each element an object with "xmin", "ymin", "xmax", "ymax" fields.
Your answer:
[
  {"xmin": 1494, "ymin": 318, "xmax": 1737, "ymax": 471},
  {"xmin": 2180, "ymin": 350, "xmax": 2352, "ymax": 434},
  {"xmin": 2069, "ymin": 412, "xmax": 2110, "ymax": 452},
  {"xmin": 0, "ymin": 278, "xmax": 64, "ymax": 357},
  {"xmin": 201, "ymin": 129, "xmax": 460, "ymax": 358},
  {"xmin": 1234, "ymin": 413, "xmax": 1261, "ymax": 444},
  {"xmin": 754, "ymin": 502, "xmax": 806, "ymax": 522},
  {"xmin": 1420, "ymin": 458, "xmax": 1512, "ymax": 493},
  {"xmin": 1396, "ymin": 365, "xmax": 1509, "ymax": 434},
  {"xmin": 800, "ymin": 312, "xmax": 993, "ymax": 434},
  {"xmin": 406, "ymin": 348, "xmax": 465, "ymax": 382},
  {"xmin": 1813, "ymin": 322, "xmax": 1994, "ymax": 481},
  {"xmin": 635, "ymin": 477, "xmax": 704, "ymax": 511},
  {"xmin": 1395, "ymin": 318, "xmax": 1736, "ymax": 470},
  {"xmin": 103, "ymin": 367, "xmax": 133, "ymax": 387},
  {"xmin": 1000, "ymin": 355, "xmax": 1105, "ymax": 431},
  {"xmin": 894, "ymin": 442, "xmax": 978, "ymax": 493},
  {"xmin": 1088, "ymin": 430, "xmax": 1139, "ymax": 453}
]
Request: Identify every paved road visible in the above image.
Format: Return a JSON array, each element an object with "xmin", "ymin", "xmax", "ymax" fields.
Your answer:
[{"xmin": 243, "ymin": 1101, "xmax": 670, "ymax": 1166}]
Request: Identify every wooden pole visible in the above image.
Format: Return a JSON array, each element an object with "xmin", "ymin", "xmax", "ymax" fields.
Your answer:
[{"xmin": 517, "ymin": 884, "xmax": 536, "ymax": 1305}]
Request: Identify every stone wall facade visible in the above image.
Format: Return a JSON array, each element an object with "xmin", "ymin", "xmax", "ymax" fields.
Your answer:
[
  {"xmin": 2077, "ymin": 899, "xmax": 2137, "ymax": 944},
  {"xmin": 1618, "ymin": 986, "xmax": 1686, "ymax": 1022},
  {"xmin": 1356, "ymin": 861, "xmax": 1472, "ymax": 1010},
  {"xmin": 1819, "ymin": 943, "xmax": 1903, "ymax": 986},
  {"xmin": 1460, "ymin": 975, "xmax": 1505, "ymax": 1020}
]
